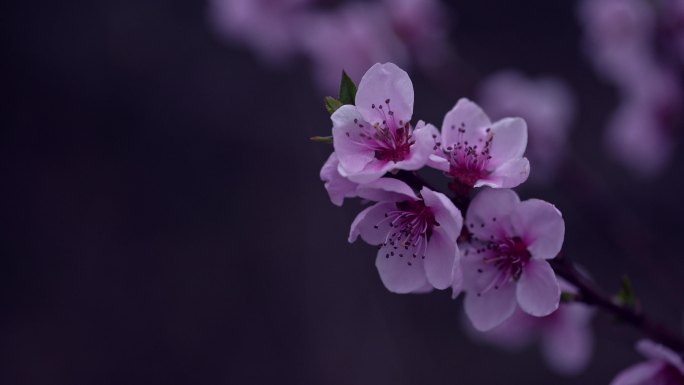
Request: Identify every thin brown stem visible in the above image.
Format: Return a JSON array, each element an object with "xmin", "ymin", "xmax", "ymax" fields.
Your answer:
[{"xmin": 550, "ymin": 255, "xmax": 684, "ymax": 354}]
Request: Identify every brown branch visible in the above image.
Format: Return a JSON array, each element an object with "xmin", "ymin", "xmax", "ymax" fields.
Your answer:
[{"xmin": 550, "ymin": 255, "xmax": 684, "ymax": 354}]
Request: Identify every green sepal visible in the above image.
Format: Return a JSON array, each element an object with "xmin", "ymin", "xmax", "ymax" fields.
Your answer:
[
  {"xmin": 560, "ymin": 291, "xmax": 578, "ymax": 303},
  {"xmin": 324, "ymin": 96, "xmax": 343, "ymax": 115},
  {"xmin": 310, "ymin": 136, "xmax": 333, "ymax": 144},
  {"xmin": 614, "ymin": 275, "xmax": 637, "ymax": 308},
  {"xmin": 338, "ymin": 71, "xmax": 357, "ymax": 105}
]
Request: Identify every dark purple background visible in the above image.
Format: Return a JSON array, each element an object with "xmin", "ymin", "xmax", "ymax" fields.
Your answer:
[{"xmin": 3, "ymin": 1, "xmax": 684, "ymax": 384}]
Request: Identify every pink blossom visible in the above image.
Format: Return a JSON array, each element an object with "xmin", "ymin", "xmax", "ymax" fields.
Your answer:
[
  {"xmin": 605, "ymin": 63, "xmax": 682, "ymax": 176},
  {"xmin": 332, "ymin": 63, "xmax": 434, "ymax": 184},
  {"xmin": 348, "ymin": 178, "xmax": 463, "ymax": 293},
  {"xmin": 297, "ymin": 3, "xmax": 408, "ymax": 92},
  {"xmin": 460, "ymin": 188, "xmax": 564, "ymax": 331},
  {"xmin": 664, "ymin": 0, "xmax": 684, "ymax": 62},
  {"xmin": 610, "ymin": 340, "xmax": 684, "ymax": 385},
  {"xmin": 470, "ymin": 279, "xmax": 594, "ymax": 375},
  {"xmin": 320, "ymin": 152, "xmax": 358, "ymax": 207},
  {"xmin": 208, "ymin": 0, "xmax": 312, "ymax": 63},
  {"xmin": 578, "ymin": 0, "xmax": 654, "ymax": 49},
  {"xmin": 578, "ymin": 0, "xmax": 656, "ymax": 84},
  {"xmin": 382, "ymin": 0, "xmax": 450, "ymax": 69},
  {"xmin": 427, "ymin": 98, "xmax": 530, "ymax": 193},
  {"xmin": 478, "ymin": 72, "xmax": 574, "ymax": 183}
]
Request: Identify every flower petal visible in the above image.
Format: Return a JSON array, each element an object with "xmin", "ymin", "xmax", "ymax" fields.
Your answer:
[
  {"xmin": 332, "ymin": 105, "xmax": 375, "ymax": 174},
  {"xmin": 356, "ymin": 178, "xmax": 417, "ymax": 202},
  {"xmin": 411, "ymin": 282, "xmax": 435, "ymax": 294},
  {"xmin": 464, "ymin": 281, "xmax": 517, "ymax": 331},
  {"xmin": 487, "ymin": 117, "xmax": 528, "ymax": 169},
  {"xmin": 541, "ymin": 307, "xmax": 593, "ymax": 375},
  {"xmin": 636, "ymin": 340, "xmax": 684, "ymax": 374},
  {"xmin": 375, "ymin": 243, "xmax": 427, "ymax": 294},
  {"xmin": 510, "ymin": 199, "xmax": 565, "ymax": 260},
  {"xmin": 393, "ymin": 121, "xmax": 434, "ymax": 171},
  {"xmin": 348, "ymin": 202, "xmax": 397, "ymax": 245},
  {"xmin": 476, "ymin": 157, "xmax": 530, "ymax": 189},
  {"xmin": 610, "ymin": 361, "xmax": 666, "ymax": 385},
  {"xmin": 517, "ymin": 259, "xmax": 560, "ymax": 317},
  {"xmin": 423, "ymin": 229, "xmax": 457, "ymax": 290},
  {"xmin": 320, "ymin": 152, "xmax": 358, "ymax": 206},
  {"xmin": 340, "ymin": 159, "xmax": 395, "ymax": 184},
  {"xmin": 479, "ymin": 308, "xmax": 536, "ymax": 349},
  {"xmin": 465, "ymin": 188, "xmax": 519, "ymax": 241},
  {"xmin": 356, "ymin": 63, "xmax": 414, "ymax": 126},
  {"xmin": 422, "ymin": 122, "xmax": 450, "ymax": 171},
  {"xmin": 441, "ymin": 98, "xmax": 492, "ymax": 146},
  {"xmin": 451, "ymin": 256, "xmax": 464, "ymax": 298},
  {"xmin": 421, "ymin": 187, "xmax": 463, "ymax": 241}
]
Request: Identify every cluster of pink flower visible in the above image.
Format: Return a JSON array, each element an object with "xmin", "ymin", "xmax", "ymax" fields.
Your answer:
[
  {"xmin": 579, "ymin": 0, "xmax": 684, "ymax": 177},
  {"xmin": 208, "ymin": 0, "xmax": 449, "ymax": 92},
  {"xmin": 321, "ymin": 62, "xmax": 582, "ymax": 372},
  {"xmin": 318, "ymin": 63, "xmax": 684, "ymax": 383}
]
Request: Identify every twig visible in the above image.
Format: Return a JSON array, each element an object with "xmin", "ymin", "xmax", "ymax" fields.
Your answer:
[{"xmin": 550, "ymin": 255, "xmax": 684, "ymax": 354}]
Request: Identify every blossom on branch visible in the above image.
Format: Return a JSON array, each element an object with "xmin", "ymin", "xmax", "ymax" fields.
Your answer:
[
  {"xmin": 459, "ymin": 188, "xmax": 564, "ymax": 331},
  {"xmin": 427, "ymin": 98, "xmax": 529, "ymax": 195},
  {"xmin": 332, "ymin": 63, "xmax": 434, "ymax": 183},
  {"xmin": 348, "ymin": 178, "xmax": 462, "ymax": 293}
]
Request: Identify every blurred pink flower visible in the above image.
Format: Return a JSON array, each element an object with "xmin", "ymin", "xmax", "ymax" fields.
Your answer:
[
  {"xmin": 297, "ymin": 2, "xmax": 408, "ymax": 92},
  {"xmin": 471, "ymin": 279, "xmax": 594, "ymax": 375},
  {"xmin": 332, "ymin": 63, "xmax": 434, "ymax": 183},
  {"xmin": 578, "ymin": 0, "xmax": 655, "ymax": 84},
  {"xmin": 460, "ymin": 188, "xmax": 564, "ymax": 331},
  {"xmin": 605, "ymin": 63, "xmax": 682, "ymax": 176},
  {"xmin": 610, "ymin": 340, "xmax": 684, "ymax": 385},
  {"xmin": 208, "ymin": 0, "xmax": 312, "ymax": 62},
  {"xmin": 478, "ymin": 72, "xmax": 574, "ymax": 183},
  {"xmin": 348, "ymin": 178, "xmax": 463, "ymax": 293},
  {"xmin": 382, "ymin": 0, "xmax": 451, "ymax": 69},
  {"xmin": 320, "ymin": 152, "xmax": 358, "ymax": 207},
  {"xmin": 663, "ymin": 0, "xmax": 684, "ymax": 62},
  {"xmin": 427, "ymin": 98, "xmax": 529, "ymax": 193},
  {"xmin": 579, "ymin": 0, "xmax": 683, "ymax": 177}
]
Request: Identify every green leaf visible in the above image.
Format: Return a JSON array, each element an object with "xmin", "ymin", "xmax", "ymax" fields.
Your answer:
[
  {"xmin": 615, "ymin": 275, "xmax": 637, "ymax": 308},
  {"xmin": 338, "ymin": 71, "xmax": 357, "ymax": 105},
  {"xmin": 560, "ymin": 291, "xmax": 578, "ymax": 303},
  {"xmin": 324, "ymin": 96, "xmax": 343, "ymax": 115},
  {"xmin": 309, "ymin": 135, "xmax": 333, "ymax": 144}
]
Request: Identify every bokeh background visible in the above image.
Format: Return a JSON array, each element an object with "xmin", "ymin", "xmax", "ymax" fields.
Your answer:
[{"xmin": 3, "ymin": 1, "xmax": 684, "ymax": 384}]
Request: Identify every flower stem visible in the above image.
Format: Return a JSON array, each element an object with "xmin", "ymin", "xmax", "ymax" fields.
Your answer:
[{"xmin": 550, "ymin": 254, "xmax": 684, "ymax": 354}]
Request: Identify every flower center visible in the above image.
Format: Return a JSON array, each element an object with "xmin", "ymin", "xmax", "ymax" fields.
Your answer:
[
  {"xmin": 443, "ymin": 125, "xmax": 493, "ymax": 188},
  {"xmin": 375, "ymin": 200, "xmax": 437, "ymax": 264},
  {"xmin": 485, "ymin": 236, "xmax": 532, "ymax": 280},
  {"xmin": 355, "ymin": 99, "xmax": 414, "ymax": 163},
  {"xmin": 472, "ymin": 236, "xmax": 531, "ymax": 296}
]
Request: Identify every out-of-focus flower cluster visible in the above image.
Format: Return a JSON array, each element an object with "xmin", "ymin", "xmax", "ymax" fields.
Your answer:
[
  {"xmin": 579, "ymin": 0, "xmax": 684, "ymax": 177},
  {"xmin": 611, "ymin": 340, "xmax": 684, "ymax": 385},
  {"xmin": 318, "ymin": 62, "xmax": 598, "ymax": 375},
  {"xmin": 208, "ymin": 0, "xmax": 450, "ymax": 92}
]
